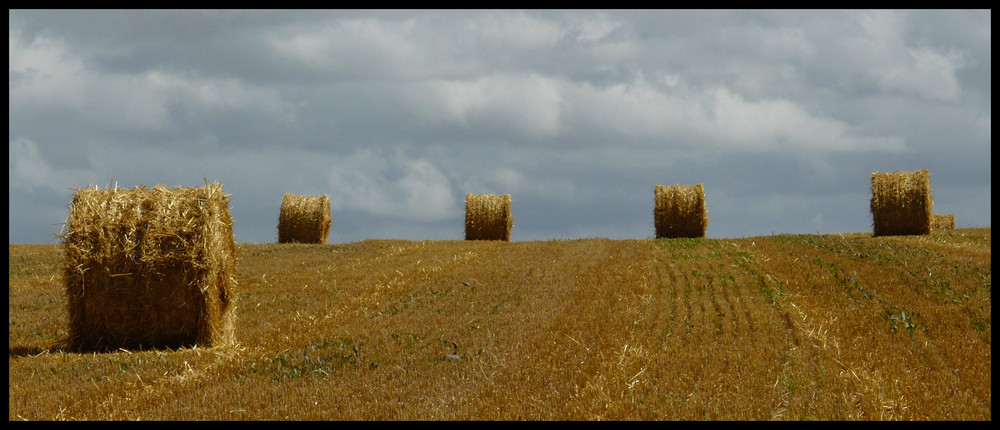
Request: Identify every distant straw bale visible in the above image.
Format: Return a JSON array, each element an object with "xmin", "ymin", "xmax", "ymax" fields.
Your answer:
[
  {"xmin": 870, "ymin": 170, "xmax": 932, "ymax": 236},
  {"xmin": 60, "ymin": 183, "xmax": 237, "ymax": 351},
  {"xmin": 465, "ymin": 193, "xmax": 513, "ymax": 241},
  {"xmin": 654, "ymin": 184, "xmax": 708, "ymax": 238},
  {"xmin": 278, "ymin": 194, "xmax": 332, "ymax": 244},
  {"xmin": 931, "ymin": 214, "xmax": 955, "ymax": 230}
]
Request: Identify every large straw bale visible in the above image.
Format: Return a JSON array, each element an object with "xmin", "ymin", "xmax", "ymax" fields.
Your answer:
[
  {"xmin": 870, "ymin": 170, "xmax": 932, "ymax": 236},
  {"xmin": 465, "ymin": 193, "xmax": 513, "ymax": 241},
  {"xmin": 278, "ymin": 193, "xmax": 332, "ymax": 244},
  {"xmin": 61, "ymin": 183, "xmax": 237, "ymax": 351},
  {"xmin": 654, "ymin": 184, "xmax": 708, "ymax": 238},
  {"xmin": 931, "ymin": 214, "xmax": 955, "ymax": 230}
]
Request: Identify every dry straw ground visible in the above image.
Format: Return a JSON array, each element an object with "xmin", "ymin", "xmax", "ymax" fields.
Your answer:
[
  {"xmin": 59, "ymin": 183, "xmax": 236, "ymax": 351},
  {"xmin": 9, "ymin": 228, "xmax": 991, "ymax": 420}
]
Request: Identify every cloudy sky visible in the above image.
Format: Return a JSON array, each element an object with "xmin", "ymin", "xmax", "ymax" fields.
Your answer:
[{"xmin": 9, "ymin": 9, "xmax": 991, "ymax": 244}]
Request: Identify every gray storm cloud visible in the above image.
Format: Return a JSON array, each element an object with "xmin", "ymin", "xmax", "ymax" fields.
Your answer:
[{"xmin": 9, "ymin": 10, "xmax": 990, "ymax": 244}]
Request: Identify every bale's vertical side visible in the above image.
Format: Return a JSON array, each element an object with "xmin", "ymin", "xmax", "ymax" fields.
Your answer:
[
  {"xmin": 870, "ymin": 170, "xmax": 932, "ymax": 236},
  {"xmin": 278, "ymin": 193, "xmax": 332, "ymax": 244},
  {"xmin": 654, "ymin": 184, "xmax": 708, "ymax": 238},
  {"xmin": 61, "ymin": 183, "xmax": 237, "ymax": 351},
  {"xmin": 465, "ymin": 193, "xmax": 512, "ymax": 241},
  {"xmin": 931, "ymin": 214, "xmax": 955, "ymax": 230}
]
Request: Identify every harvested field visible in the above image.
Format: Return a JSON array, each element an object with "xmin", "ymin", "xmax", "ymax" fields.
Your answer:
[{"xmin": 9, "ymin": 228, "xmax": 992, "ymax": 420}]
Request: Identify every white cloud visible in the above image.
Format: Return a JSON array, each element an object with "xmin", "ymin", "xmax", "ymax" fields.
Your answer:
[
  {"xmin": 327, "ymin": 149, "xmax": 458, "ymax": 223},
  {"xmin": 833, "ymin": 11, "xmax": 970, "ymax": 103},
  {"xmin": 759, "ymin": 26, "xmax": 817, "ymax": 60},
  {"xmin": 470, "ymin": 10, "xmax": 565, "ymax": 52},
  {"xmin": 857, "ymin": 10, "xmax": 905, "ymax": 50},
  {"xmin": 462, "ymin": 166, "xmax": 583, "ymax": 204},
  {"xmin": 704, "ymin": 87, "xmax": 906, "ymax": 152},
  {"xmin": 267, "ymin": 11, "xmax": 565, "ymax": 81},
  {"xmin": 396, "ymin": 68, "xmax": 908, "ymax": 156},
  {"xmin": 8, "ymin": 137, "xmax": 94, "ymax": 193},
  {"xmin": 8, "ymin": 32, "xmax": 167, "ymax": 128},
  {"xmin": 570, "ymin": 12, "xmax": 621, "ymax": 44},
  {"xmin": 9, "ymin": 30, "xmax": 296, "ymax": 131},
  {"xmin": 267, "ymin": 11, "xmax": 636, "ymax": 82},
  {"xmin": 407, "ymin": 73, "xmax": 566, "ymax": 139},
  {"xmin": 565, "ymin": 77, "xmax": 906, "ymax": 153},
  {"xmin": 145, "ymin": 71, "xmax": 297, "ymax": 122},
  {"xmin": 397, "ymin": 158, "xmax": 458, "ymax": 222},
  {"xmin": 269, "ymin": 17, "xmax": 433, "ymax": 80},
  {"xmin": 878, "ymin": 47, "xmax": 968, "ymax": 102},
  {"xmin": 489, "ymin": 167, "xmax": 526, "ymax": 192}
]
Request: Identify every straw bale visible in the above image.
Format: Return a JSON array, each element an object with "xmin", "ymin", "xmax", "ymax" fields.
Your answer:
[
  {"xmin": 870, "ymin": 170, "xmax": 932, "ymax": 236},
  {"xmin": 931, "ymin": 214, "xmax": 955, "ymax": 230},
  {"xmin": 60, "ymin": 183, "xmax": 237, "ymax": 351},
  {"xmin": 465, "ymin": 193, "xmax": 513, "ymax": 241},
  {"xmin": 278, "ymin": 193, "xmax": 332, "ymax": 244},
  {"xmin": 654, "ymin": 184, "xmax": 708, "ymax": 238}
]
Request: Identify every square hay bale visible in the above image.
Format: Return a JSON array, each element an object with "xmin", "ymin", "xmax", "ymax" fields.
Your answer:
[
  {"xmin": 278, "ymin": 193, "xmax": 332, "ymax": 244},
  {"xmin": 654, "ymin": 184, "xmax": 708, "ymax": 238},
  {"xmin": 465, "ymin": 193, "xmax": 513, "ymax": 241},
  {"xmin": 931, "ymin": 214, "xmax": 955, "ymax": 230},
  {"xmin": 61, "ymin": 183, "xmax": 237, "ymax": 351},
  {"xmin": 870, "ymin": 169, "xmax": 932, "ymax": 236}
]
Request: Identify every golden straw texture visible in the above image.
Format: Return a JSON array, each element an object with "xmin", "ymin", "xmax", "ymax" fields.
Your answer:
[
  {"xmin": 931, "ymin": 214, "xmax": 955, "ymax": 230},
  {"xmin": 654, "ymin": 184, "xmax": 708, "ymax": 238},
  {"xmin": 870, "ymin": 170, "xmax": 932, "ymax": 236},
  {"xmin": 278, "ymin": 194, "xmax": 332, "ymax": 244},
  {"xmin": 465, "ymin": 193, "xmax": 513, "ymax": 241},
  {"xmin": 60, "ymin": 183, "xmax": 237, "ymax": 351}
]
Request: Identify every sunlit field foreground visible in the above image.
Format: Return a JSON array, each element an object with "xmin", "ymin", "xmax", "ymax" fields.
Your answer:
[{"xmin": 9, "ymin": 229, "xmax": 991, "ymax": 420}]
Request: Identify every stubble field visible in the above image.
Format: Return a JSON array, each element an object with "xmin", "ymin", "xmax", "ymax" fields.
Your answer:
[{"xmin": 8, "ymin": 228, "xmax": 991, "ymax": 420}]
